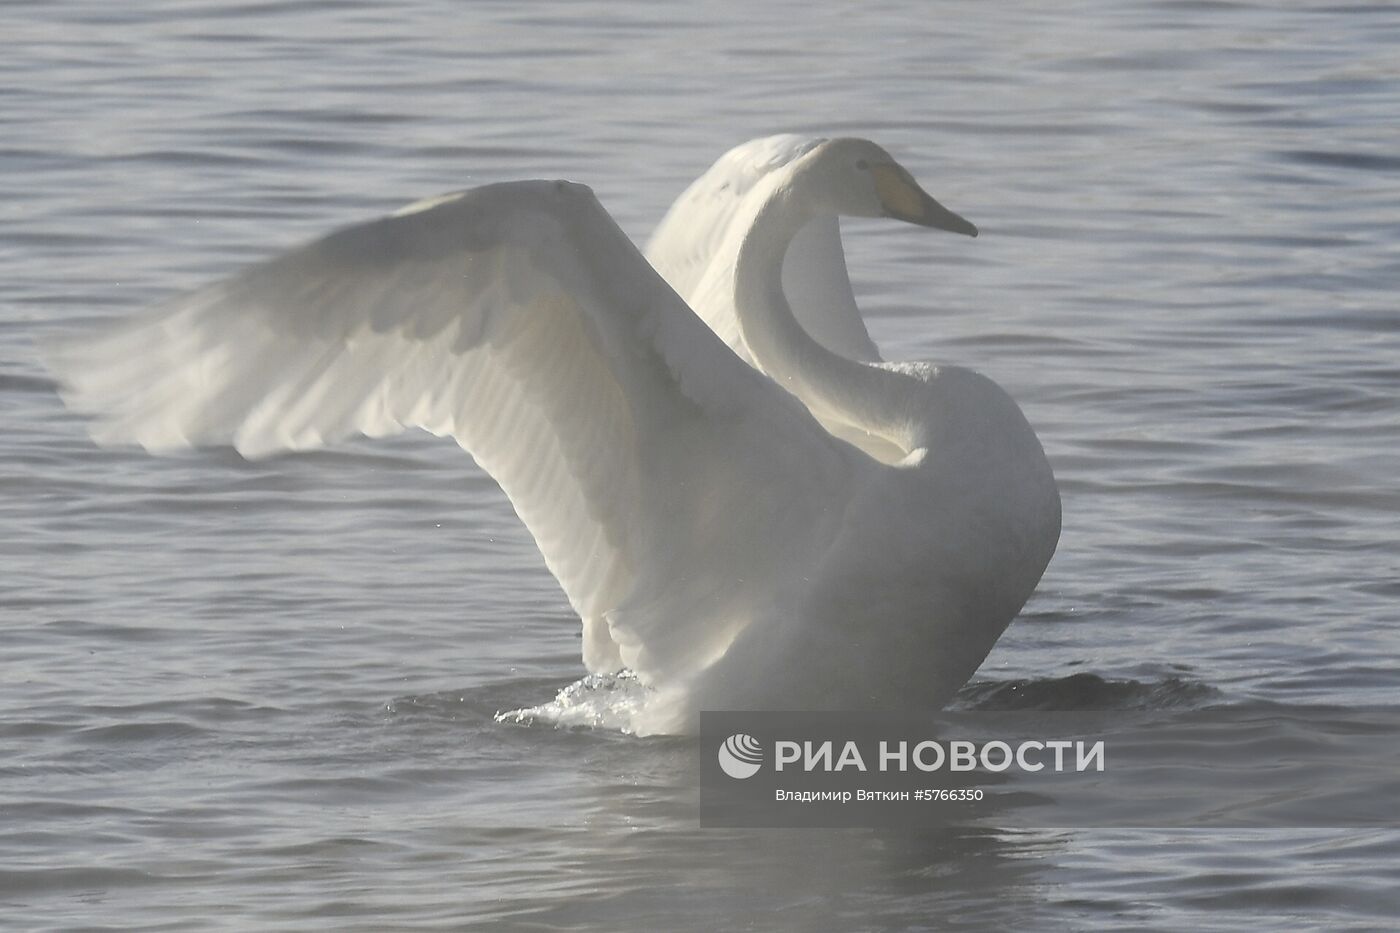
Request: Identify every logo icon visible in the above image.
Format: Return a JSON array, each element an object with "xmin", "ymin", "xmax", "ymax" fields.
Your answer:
[{"xmin": 718, "ymin": 733, "xmax": 763, "ymax": 779}]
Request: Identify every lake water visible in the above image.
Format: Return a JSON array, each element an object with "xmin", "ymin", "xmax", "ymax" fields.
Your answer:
[{"xmin": 4, "ymin": 0, "xmax": 1399, "ymax": 929}]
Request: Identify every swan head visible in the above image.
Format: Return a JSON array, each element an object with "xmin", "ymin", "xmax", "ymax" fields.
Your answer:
[{"xmin": 797, "ymin": 138, "xmax": 978, "ymax": 237}]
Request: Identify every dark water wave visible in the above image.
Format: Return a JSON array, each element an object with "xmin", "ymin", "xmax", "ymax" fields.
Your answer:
[
  {"xmin": 1279, "ymin": 149, "xmax": 1400, "ymax": 173},
  {"xmin": 956, "ymin": 673, "xmax": 1223, "ymax": 711},
  {"xmin": 0, "ymin": 371, "xmax": 58, "ymax": 393}
]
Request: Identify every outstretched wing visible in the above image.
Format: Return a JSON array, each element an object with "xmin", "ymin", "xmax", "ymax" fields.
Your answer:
[
  {"xmin": 45, "ymin": 180, "xmax": 862, "ymax": 685},
  {"xmin": 646, "ymin": 134, "xmax": 881, "ymax": 365}
]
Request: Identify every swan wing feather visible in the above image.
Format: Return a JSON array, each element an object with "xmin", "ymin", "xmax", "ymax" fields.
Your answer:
[{"xmin": 46, "ymin": 179, "xmax": 860, "ymax": 682}]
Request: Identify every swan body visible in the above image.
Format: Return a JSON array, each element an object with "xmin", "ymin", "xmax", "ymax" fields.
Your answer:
[{"xmin": 45, "ymin": 139, "xmax": 1059, "ymax": 734}]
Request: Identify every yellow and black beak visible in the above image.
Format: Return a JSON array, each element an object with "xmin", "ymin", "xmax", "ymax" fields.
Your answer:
[{"xmin": 872, "ymin": 163, "xmax": 978, "ymax": 237}]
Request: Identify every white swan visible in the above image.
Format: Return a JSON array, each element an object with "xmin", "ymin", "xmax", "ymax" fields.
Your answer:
[{"xmin": 45, "ymin": 138, "xmax": 1059, "ymax": 735}]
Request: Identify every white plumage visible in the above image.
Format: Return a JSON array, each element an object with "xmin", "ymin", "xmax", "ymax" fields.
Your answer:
[
  {"xmin": 648, "ymin": 134, "xmax": 881, "ymax": 365},
  {"xmin": 46, "ymin": 139, "xmax": 1060, "ymax": 734}
]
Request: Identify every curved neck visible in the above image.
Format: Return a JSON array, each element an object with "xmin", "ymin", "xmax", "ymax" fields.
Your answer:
[
  {"xmin": 732, "ymin": 186, "xmax": 824, "ymax": 386},
  {"xmin": 733, "ymin": 181, "xmax": 917, "ymax": 454}
]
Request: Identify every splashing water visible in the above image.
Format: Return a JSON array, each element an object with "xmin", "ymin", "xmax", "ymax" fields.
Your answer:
[{"xmin": 496, "ymin": 670, "xmax": 657, "ymax": 733}]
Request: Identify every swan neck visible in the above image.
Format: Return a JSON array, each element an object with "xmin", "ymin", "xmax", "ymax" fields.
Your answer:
[
  {"xmin": 733, "ymin": 182, "xmax": 921, "ymax": 457},
  {"xmin": 733, "ymin": 188, "xmax": 829, "ymax": 385}
]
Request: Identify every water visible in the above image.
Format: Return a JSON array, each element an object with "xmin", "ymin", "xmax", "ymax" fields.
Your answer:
[{"xmin": 4, "ymin": 0, "xmax": 1399, "ymax": 928}]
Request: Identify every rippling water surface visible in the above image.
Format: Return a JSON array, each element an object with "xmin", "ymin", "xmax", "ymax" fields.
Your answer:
[{"xmin": 4, "ymin": 0, "xmax": 1399, "ymax": 929}]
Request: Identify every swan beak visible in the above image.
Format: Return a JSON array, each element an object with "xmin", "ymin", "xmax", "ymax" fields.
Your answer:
[{"xmin": 873, "ymin": 164, "xmax": 979, "ymax": 237}]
